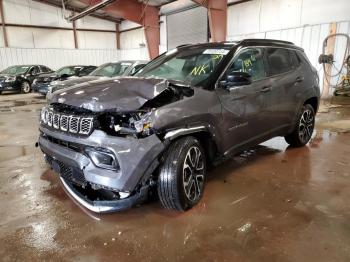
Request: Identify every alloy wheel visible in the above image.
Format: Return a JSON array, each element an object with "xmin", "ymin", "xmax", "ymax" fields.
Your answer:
[
  {"xmin": 182, "ymin": 146, "xmax": 204, "ymax": 202},
  {"xmin": 298, "ymin": 109, "xmax": 314, "ymax": 144},
  {"xmin": 22, "ymin": 82, "xmax": 30, "ymax": 93}
]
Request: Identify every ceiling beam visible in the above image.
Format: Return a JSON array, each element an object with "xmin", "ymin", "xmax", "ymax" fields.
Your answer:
[
  {"xmin": 33, "ymin": 0, "xmax": 122, "ymax": 23},
  {"xmin": 67, "ymin": 0, "xmax": 117, "ymax": 22},
  {"xmin": 79, "ymin": 0, "xmax": 160, "ymax": 59}
]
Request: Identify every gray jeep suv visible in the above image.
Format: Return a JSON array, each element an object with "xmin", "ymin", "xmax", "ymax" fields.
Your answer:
[{"xmin": 37, "ymin": 39, "xmax": 320, "ymax": 213}]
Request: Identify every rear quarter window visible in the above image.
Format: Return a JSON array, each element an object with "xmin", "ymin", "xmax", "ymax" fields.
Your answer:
[{"xmin": 266, "ymin": 48, "xmax": 293, "ymax": 76}]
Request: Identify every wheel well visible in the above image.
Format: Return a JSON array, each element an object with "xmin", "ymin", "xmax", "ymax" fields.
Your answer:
[
  {"xmin": 304, "ymin": 97, "xmax": 318, "ymax": 112},
  {"xmin": 174, "ymin": 131, "xmax": 218, "ymax": 165}
]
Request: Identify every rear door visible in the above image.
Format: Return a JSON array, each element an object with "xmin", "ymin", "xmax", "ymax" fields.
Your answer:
[
  {"xmin": 216, "ymin": 47, "xmax": 273, "ymax": 152},
  {"xmin": 265, "ymin": 48, "xmax": 302, "ymax": 129}
]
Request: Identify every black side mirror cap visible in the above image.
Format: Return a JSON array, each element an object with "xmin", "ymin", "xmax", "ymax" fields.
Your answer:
[{"xmin": 221, "ymin": 71, "xmax": 252, "ymax": 88}]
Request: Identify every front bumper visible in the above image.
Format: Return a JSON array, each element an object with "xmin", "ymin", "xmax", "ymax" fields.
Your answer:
[
  {"xmin": 38, "ymin": 125, "xmax": 165, "ymax": 212},
  {"xmin": 0, "ymin": 81, "xmax": 18, "ymax": 91},
  {"xmin": 32, "ymin": 82, "xmax": 50, "ymax": 95},
  {"xmin": 60, "ymin": 177, "xmax": 149, "ymax": 213}
]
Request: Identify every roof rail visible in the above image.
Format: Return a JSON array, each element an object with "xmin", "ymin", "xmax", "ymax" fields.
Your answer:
[{"xmin": 241, "ymin": 38, "xmax": 295, "ymax": 45}]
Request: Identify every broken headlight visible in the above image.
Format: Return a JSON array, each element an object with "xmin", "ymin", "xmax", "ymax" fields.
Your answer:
[{"xmin": 97, "ymin": 111, "xmax": 155, "ymax": 138}]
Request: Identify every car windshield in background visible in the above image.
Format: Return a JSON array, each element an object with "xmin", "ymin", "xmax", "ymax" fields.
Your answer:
[
  {"xmin": 90, "ymin": 62, "xmax": 132, "ymax": 77},
  {"xmin": 1, "ymin": 66, "xmax": 30, "ymax": 75},
  {"xmin": 136, "ymin": 47, "xmax": 230, "ymax": 86},
  {"xmin": 56, "ymin": 66, "xmax": 81, "ymax": 76}
]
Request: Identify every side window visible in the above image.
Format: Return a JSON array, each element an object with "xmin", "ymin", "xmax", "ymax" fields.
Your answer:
[
  {"xmin": 266, "ymin": 48, "xmax": 293, "ymax": 76},
  {"xmin": 289, "ymin": 50, "xmax": 301, "ymax": 68},
  {"xmin": 130, "ymin": 64, "xmax": 145, "ymax": 75},
  {"xmin": 31, "ymin": 66, "xmax": 40, "ymax": 75},
  {"xmin": 80, "ymin": 66, "xmax": 96, "ymax": 76},
  {"xmin": 227, "ymin": 48, "xmax": 266, "ymax": 81}
]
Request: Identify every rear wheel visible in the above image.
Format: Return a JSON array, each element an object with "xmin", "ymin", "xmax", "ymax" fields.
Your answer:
[
  {"xmin": 157, "ymin": 136, "xmax": 206, "ymax": 211},
  {"xmin": 21, "ymin": 82, "xmax": 31, "ymax": 94},
  {"xmin": 285, "ymin": 104, "xmax": 315, "ymax": 147}
]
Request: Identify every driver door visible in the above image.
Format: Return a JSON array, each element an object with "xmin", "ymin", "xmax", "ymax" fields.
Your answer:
[
  {"xmin": 216, "ymin": 47, "xmax": 273, "ymax": 153},
  {"xmin": 28, "ymin": 66, "xmax": 40, "ymax": 83}
]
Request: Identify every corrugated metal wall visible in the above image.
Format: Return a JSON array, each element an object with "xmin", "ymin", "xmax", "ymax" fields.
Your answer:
[
  {"xmin": 227, "ymin": 0, "xmax": 350, "ymax": 93},
  {"xmin": 0, "ymin": 47, "xmax": 150, "ymax": 71},
  {"xmin": 0, "ymin": 48, "xmax": 120, "ymax": 70}
]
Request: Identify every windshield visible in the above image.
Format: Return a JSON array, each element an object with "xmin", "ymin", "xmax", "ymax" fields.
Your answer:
[
  {"xmin": 56, "ymin": 66, "xmax": 81, "ymax": 76},
  {"xmin": 1, "ymin": 66, "xmax": 30, "ymax": 75},
  {"xmin": 136, "ymin": 47, "xmax": 230, "ymax": 86},
  {"xmin": 90, "ymin": 62, "xmax": 132, "ymax": 77}
]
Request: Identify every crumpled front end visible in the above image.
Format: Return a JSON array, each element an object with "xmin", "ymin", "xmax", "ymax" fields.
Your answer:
[{"xmin": 38, "ymin": 103, "xmax": 165, "ymax": 213}]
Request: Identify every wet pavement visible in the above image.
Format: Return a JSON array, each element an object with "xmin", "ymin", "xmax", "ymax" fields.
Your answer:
[{"xmin": 1, "ymin": 93, "xmax": 350, "ymax": 261}]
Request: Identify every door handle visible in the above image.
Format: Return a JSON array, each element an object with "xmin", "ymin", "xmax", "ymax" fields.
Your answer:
[
  {"xmin": 260, "ymin": 86, "xmax": 271, "ymax": 93},
  {"xmin": 295, "ymin": 76, "xmax": 304, "ymax": 83}
]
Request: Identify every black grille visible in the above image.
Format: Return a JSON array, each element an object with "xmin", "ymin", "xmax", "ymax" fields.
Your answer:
[{"xmin": 46, "ymin": 155, "xmax": 87, "ymax": 187}]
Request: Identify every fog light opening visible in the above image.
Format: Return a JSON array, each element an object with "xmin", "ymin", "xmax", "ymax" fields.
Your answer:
[{"xmin": 85, "ymin": 148, "xmax": 119, "ymax": 171}]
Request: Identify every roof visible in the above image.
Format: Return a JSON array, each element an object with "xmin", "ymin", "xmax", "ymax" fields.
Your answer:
[{"xmin": 176, "ymin": 39, "xmax": 303, "ymax": 51}]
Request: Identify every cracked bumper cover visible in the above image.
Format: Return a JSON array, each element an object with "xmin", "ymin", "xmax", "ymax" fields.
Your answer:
[{"xmin": 38, "ymin": 125, "xmax": 165, "ymax": 212}]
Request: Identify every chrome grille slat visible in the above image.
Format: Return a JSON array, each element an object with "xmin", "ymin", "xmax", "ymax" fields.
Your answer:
[
  {"xmin": 53, "ymin": 114, "xmax": 60, "ymax": 129},
  {"xmin": 47, "ymin": 111, "xmax": 53, "ymax": 126},
  {"xmin": 60, "ymin": 115, "xmax": 69, "ymax": 131},
  {"xmin": 80, "ymin": 118, "xmax": 93, "ymax": 135},
  {"xmin": 43, "ymin": 109, "xmax": 93, "ymax": 135},
  {"xmin": 69, "ymin": 116, "xmax": 80, "ymax": 133}
]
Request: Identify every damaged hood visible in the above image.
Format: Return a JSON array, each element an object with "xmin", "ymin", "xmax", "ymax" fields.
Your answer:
[{"xmin": 49, "ymin": 77, "xmax": 179, "ymax": 112}]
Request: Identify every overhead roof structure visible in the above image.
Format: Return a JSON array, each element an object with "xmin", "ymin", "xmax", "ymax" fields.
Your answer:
[{"xmin": 31, "ymin": 0, "xmax": 238, "ymax": 58}]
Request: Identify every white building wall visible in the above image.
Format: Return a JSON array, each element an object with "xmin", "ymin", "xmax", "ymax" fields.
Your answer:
[
  {"xmin": 227, "ymin": 0, "xmax": 350, "ymax": 92},
  {"xmin": 0, "ymin": 0, "xmax": 122, "ymax": 69}
]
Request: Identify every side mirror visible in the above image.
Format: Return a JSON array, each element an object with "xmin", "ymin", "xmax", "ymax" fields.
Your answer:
[{"xmin": 220, "ymin": 71, "xmax": 252, "ymax": 88}]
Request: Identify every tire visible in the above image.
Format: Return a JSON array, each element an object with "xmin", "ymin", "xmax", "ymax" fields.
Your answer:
[
  {"xmin": 157, "ymin": 136, "xmax": 206, "ymax": 211},
  {"xmin": 285, "ymin": 104, "xmax": 315, "ymax": 147},
  {"xmin": 21, "ymin": 81, "xmax": 31, "ymax": 94}
]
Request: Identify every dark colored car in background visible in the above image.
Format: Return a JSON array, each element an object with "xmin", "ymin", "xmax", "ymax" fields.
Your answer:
[
  {"xmin": 33, "ymin": 65, "xmax": 97, "ymax": 96},
  {"xmin": 46, "ymin": 60, "xmax": 148, "ymax": 97},
  {"xmin": 38, "ymin": 39, "xmax": 320, "ymax": 213},
  {"xmin": 0, "ymin": 65, "xmax": 52, "ymax": 94}
]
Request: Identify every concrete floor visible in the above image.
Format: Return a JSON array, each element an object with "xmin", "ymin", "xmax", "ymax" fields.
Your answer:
[{"xmin": 1, "ymin": 92, "xmax": 350, "ymax": 262}]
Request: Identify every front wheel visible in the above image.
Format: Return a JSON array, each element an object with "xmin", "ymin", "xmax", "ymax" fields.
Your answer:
[
  {"xmin": 285, "ymin": 104, "xmax": 315, "ymax": 147},
  {"xmin": 157, "ymin": 136, "xmax": 206, "ymax": 211},
  {"xmin": 21, "ymin": 81, "xmax": 31, "ymax": 94}
]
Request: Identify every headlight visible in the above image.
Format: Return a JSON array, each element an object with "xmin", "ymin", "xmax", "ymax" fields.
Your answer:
[
  {"xmin": 5, "ymin": 76, "xmax": 16, "ymax": 82},
  {"xmin": 85, "ymin": 148, "xmax": 119, "ymax": 171},
  {"xmin": 40, "ymin": 107, "xmax": 48, "ymax": 124},
  {"xmin": 33, "ymin": 79, "xmax": 37, "ymax": 85},
  {"xmin": 98, "ymin": 111, "xmax": 155, "ymax": 137},
  {"xmin": 133, "ymin": 111, "xmax": 153, "ymax": 136}
]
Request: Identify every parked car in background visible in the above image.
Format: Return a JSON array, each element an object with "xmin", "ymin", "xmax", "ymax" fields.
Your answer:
[
  {"xmin": 0, "ymin": 65, "xmax": 52, "ymax": 94},
  {"xmin": 32, "ymin": 65, "xmax": 97, "ymax": 96},
  {"xmin": 38, "ymin": 39, "xmax": 320, "ymax": 213},
  {"xmin": 46, "ymin": 60, "xmax": 148, "ymax": 97}
]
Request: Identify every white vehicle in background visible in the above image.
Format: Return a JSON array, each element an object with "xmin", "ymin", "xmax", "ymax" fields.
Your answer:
[{"xmin": 46, "ymin": 60, "xmax": 148, "ymax": 98}]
